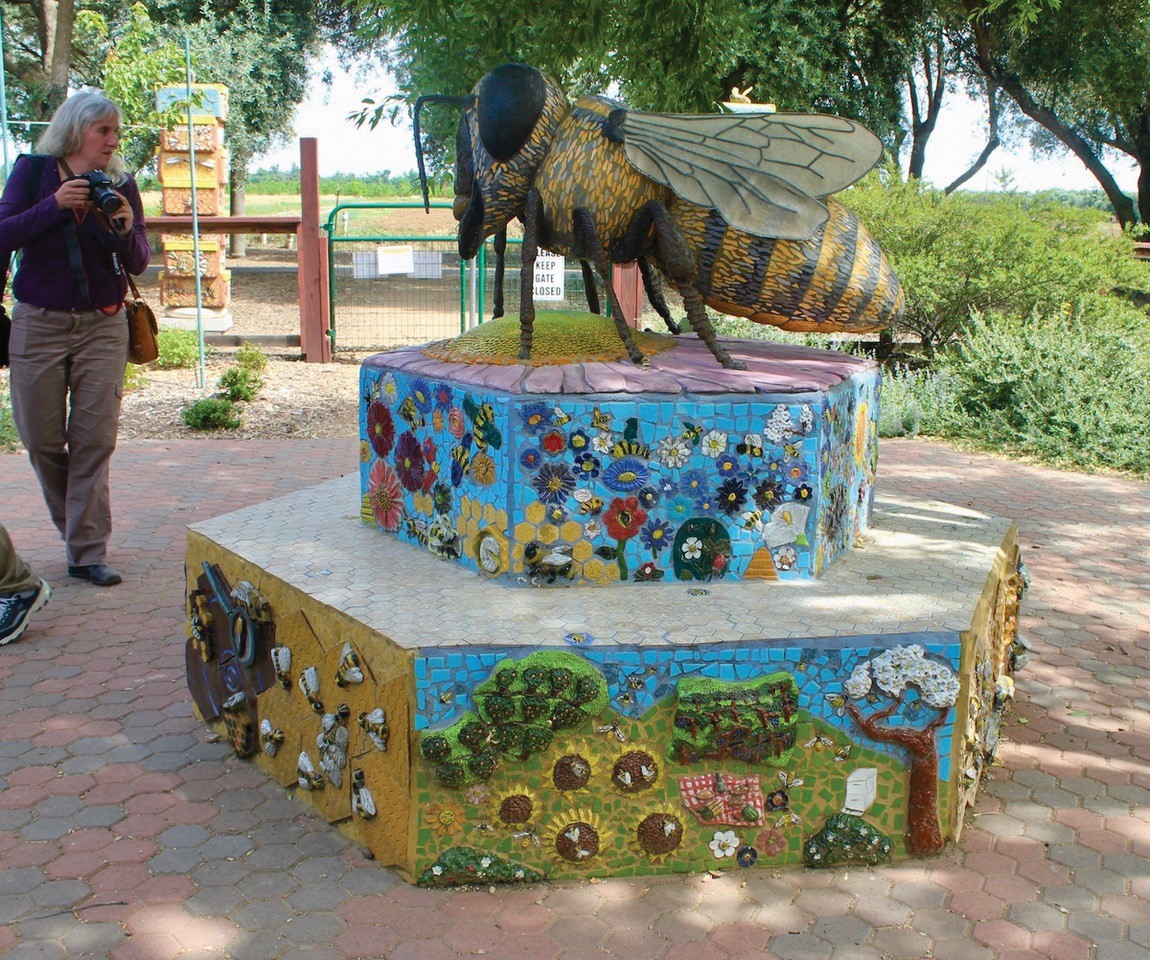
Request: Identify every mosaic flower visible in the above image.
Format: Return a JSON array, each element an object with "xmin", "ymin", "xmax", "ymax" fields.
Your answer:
[
  {"xmin": 655, "ymin": 434, "xmax": 691, "ymax": 468},
  {"xmin": 714, "ymin": 454, "xmax": 741, "ymax": 477},
  {"xmin": 492, "ymin": 786, "xmax": 540, "ymax": 828},
  {"xmin": 520, "ymin": 402, "xmax": 552, "ymax": 434},
  {"xmin": 604, "ymin": 497, "xmax": 647, "ymax": 541},
  {"xmin": 573, "ymin": 451, "xmax": 601, "ymax": 479},
  {"xmin": 717, "ymin": 478, "xmax": 748, "ymax": 516},
  {"xmin": 709, "ymin": 829, "xmax": 740, "ymax": 858},
  {"xmin": 634, "ymin": 560, "xmax": 664, "ymax": 582},
  {"xmin": 425, "ymin": 800, "xmax": 464, "ymax": 838},
  {"xmin": 568, "ymin": 429, "xmax": 591, "ymax": 453},
  {"xmin": 667, "ymin": 494, "xmax": 694, "ymax": 522},
  {"xmin": 755, "ymin": 827, "xmax": 788, "ymax": 857},
  {"xmin": 422, "ymin": 436, "xmax": 438, "ymax": 465},
  {"xmin": 359, "ymin": 440, "xmax": 371, "ymax": 463},
  {"xmin": 773, "ymin": 545, "xmax": 798, "ymax": 570},
  {"xmin": 700, "ymin": 429, "xmax": 729, "ymax": 458},
  {"xmin": 636, "ymin": 486, "xmax": 660, "ymax": 510},
  {"xmin": 678, "ymin": 470, "xmax": 709, "ymax": 504},
  {"xmin": 787, "ymin": 462, "xmax": 810, "ymax": 484},
  {"xmin": 766, "ymin": 789, "xmax": 790, "ymax": 812},
  {"xmin": 531, "ymin": 463, "xmax": 577, "ymax": 505},
  {"xmin": 682, "ymin": 537, "xmax": 702, "ymax": 560},
  {"xmin": 432, "ymin": 482, "xmax": 452, "ymax": 516},
  {"xmin": 519, "ymin": 446, "xmax": 543, "ymax": 470},
  {"xmin": 394, "ymin": 432, "xmax": 425, "ymax": 491},
  {"xmin": 640, "ymin": 518, "xmax": 672, "ymax": 554},
  {"xmin": 471, "ymin": 452, "xmax": 496, "ymax": 487},
  {"xmin": 431, "ymin": 408, "xmax": 445, "ymax": 433},
  {"xmin": 379, "ymin": 372, "xmax": 398, "ymax": 404},
  {"xmin": 366, "ymin": 401, "xmax": 395, "ymax": 458},
  {"xmin": 602, "ymin": 456, "xmax": 649, "ymax": 493},
  {"xmin": 794, "ymin": 483, "xmax": 814, "ymax": 502},
  {"xmin": 433, "ymin": 382, "xmax": 454, "ymax": 411},
  {"xmin": 541, "ymin": 429, "xmax": 568, "ymax": 457},
  {"xmin": 367, "ymin": 460, "xmax": 403, "ymax": 531},
  {"xmin": 590, "ymin": 432, "xmax": 614, "ymax": 455},
  {"xmin": 448, "ymin": 406, "xmax": 466, "ymax": 439},
  {"xmin": 736, "ymin": 845, "xmax": 759, "ymax": 868},
  {"xmin": 584, "ymin": 519, "xmax": 602, "ymax": 539},
  {"xmin": 765, "ymin": 405, "xmax": 794, "ymax": 444},
  {"xmin": 752, "ymin": 478, "xmax": 786, "ymax": 510},
  {"xmin": 631, "ymin": 808, "xmax": 684, "ymax": 861},
  {"xmin": 547, "ymin": 808, "xmax": 603, "ymax": 865},
  {"xmin": 409, "ymin": 378, "xmax": 433, "ymax": 413},
  {"xmin": 464, "ymin": 784, "xmax": 491, "ymax": 806}
]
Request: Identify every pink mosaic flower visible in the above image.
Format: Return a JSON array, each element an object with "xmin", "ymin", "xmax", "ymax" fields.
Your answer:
[{"xmin": 368, "ymin": 459, "xmax": 404, "ymax": 531}]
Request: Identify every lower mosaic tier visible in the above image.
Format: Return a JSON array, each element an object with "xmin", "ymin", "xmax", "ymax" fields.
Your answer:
[{"xmin": 185, "ymin": 476, "xmax": 1025, "ymax": 885}]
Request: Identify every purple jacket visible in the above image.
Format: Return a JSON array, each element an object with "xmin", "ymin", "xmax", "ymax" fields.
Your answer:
[{"xmin": 0, "ymin": 153, "xmax": 150, "ymax": 311}]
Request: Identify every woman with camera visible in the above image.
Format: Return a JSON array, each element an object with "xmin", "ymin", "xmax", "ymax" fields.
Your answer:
[{"xmin": 0, "ymin": 91, "xmax": 150, "ymax": 587}]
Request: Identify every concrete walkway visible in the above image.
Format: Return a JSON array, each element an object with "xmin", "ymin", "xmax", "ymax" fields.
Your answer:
[{"xmin": 0, "ymin": 437, "xmax": 1146, "ymax": 960}]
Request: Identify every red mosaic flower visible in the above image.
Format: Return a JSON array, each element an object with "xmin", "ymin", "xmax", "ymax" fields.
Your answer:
[
  {"xmin": 368, "ymin": 459, "xmax": 403, "ymax": 531},
  {"xmin": 540, "ymin": 429, "xmax": 567, "ymax": 457},
  {"xmin": 603, "ymin": 497, "xmax": 647, "ymax": 541},
  {"xmin": 366, "ymin": 401, "xmax": 395, "ymax": 458},
  {"xmin": 394, "ymin": 431, "xmax": 426, "ymax": 491}
]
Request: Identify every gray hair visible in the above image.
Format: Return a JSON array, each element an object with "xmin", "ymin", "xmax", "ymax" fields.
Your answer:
[{"xmin": 36, "ymin": 90, "xmax": 126, "ymax": 182}]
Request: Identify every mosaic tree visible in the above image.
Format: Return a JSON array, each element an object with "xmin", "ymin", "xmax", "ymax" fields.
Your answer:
[{"xmin": 844, "ymin": 645, "xmax": 959, "ymax": 855}]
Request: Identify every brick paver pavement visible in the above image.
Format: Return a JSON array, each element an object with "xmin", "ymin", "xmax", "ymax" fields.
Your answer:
[{"xmin": 1, "ymin": 436, "xmax": 1147, "ymax": 960}]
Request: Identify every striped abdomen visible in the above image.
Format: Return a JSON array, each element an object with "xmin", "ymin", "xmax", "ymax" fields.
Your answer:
[{"xmin": 669, "ymin": 198, "xmax": 903, "ymax": 333}]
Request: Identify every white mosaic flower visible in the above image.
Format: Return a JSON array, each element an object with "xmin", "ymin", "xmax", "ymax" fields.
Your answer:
[
  {"xmin": 591, "ymin": 432, "xmax": 614, "ymax": 454},
  {"xmin": 800, "ymin": 404, "xmax": 815, "ymax": 434},
  {"xmin": 682, "ymin": 537, "xmax": 703, "ymax": 560},
  {"xmin": 432, "ymin": 865, "xmax": 443, "ymax": 876},
  {"xmin": 709, "ymin": 830, "xmax": 740, "ymax": 858},
  {"xmin": 765, "ymin": 405, "xmax": 794, "ymax": 444},
  {"xmin": 380, "ymin": 373, "xmax": 398, "ymax": 403},
  {"xmin": 656, "ymin": 435, "xmax": 692, "ymax": 468},
  {"xmin": 845, "ymin": 663, "xmax": 873, "ymax": 700},
  {"xmin": 761, "ymin": 502, "xmax": 810, "ymax": 547},
  {"xmin": 700, "ymin": 429, "xmax": 728, "ymax": 458}
]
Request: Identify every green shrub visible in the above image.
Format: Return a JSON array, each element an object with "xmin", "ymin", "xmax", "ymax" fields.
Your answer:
[
  {"xmin": 155, "ymin": 328, "xmax": 203, "ymax": 369},
  {"xmin": 843, "ymin": 175, "xmax": 1142, "ymax": 355},
  {"xmin": 934, "ymin": 302, "xmax": 1150, "ymax": 474},
  {"xmin": 0, "ymin": 381, "xmax": 19, "ymax": 452},
  {"xmin": 122, "ymin": 363, "xmax": 149, "ymax": 392},
  {"xmin": 217, "ymin": 366, "xmax": 264, "ymax": 402},
  {"xmin": 234, "ymin": 342, "xmax": 268, "ymax": 373},
  {"xmin": 182, "ymin": 397, "xmax": 241, "ymax": 430}
]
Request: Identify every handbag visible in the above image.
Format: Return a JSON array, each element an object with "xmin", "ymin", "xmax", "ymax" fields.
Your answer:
[{"xmin": 125, "ymin": 273, "xmax": 159, "ymax": 365}]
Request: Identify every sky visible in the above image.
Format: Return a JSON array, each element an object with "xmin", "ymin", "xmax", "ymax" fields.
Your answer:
[{"xmin": 255, "ymin": 48, "xmax": 1140, "ymax": 195}]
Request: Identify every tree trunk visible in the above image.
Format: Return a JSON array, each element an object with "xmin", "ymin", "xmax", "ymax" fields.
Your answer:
[
  {"xmin": 945, "ymin": 81, "xmax": 1000, "ymax": 194},
  {"xmin": 968, "ymin": 15, "xmax": 1136, "ymax": 227},
  {"xmin": 906, "ymin": 38, "xmax": 946, "ymax": 181},
  {"xmin": 46, "ymin": 0, "xmax": 75, "ymax": 115},
  {"xmin": 230, "ymin": 158, "xmax": 247, "ymax": 258}
]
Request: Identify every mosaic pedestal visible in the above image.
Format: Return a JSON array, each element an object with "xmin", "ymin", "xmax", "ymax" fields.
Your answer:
[
  {"xmin": 185, "ymin": 475, "xmax": 1025, "ymax": 885},
  {"xmin": 360, "ymin": 322, "xmax": 879, "ymax": 584}
]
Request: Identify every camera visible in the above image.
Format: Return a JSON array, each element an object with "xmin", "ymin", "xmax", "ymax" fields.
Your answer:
[{"xmin": 70, "ymin": 171, "xmax": 121, "ymax": 214}]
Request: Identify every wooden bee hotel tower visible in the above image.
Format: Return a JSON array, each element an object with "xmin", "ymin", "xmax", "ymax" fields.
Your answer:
[{"xmin": 184, "ymin": 64, "xmax": 1026, "ymax": 885}]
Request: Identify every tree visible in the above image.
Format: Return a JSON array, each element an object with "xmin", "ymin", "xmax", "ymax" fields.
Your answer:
[{"xmin": 844, "ymin": 644, "xmax": 959, "ymax": 855}]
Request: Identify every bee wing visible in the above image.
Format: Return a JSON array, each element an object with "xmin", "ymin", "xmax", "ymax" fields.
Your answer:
[{"xmin": 618, "ymin": 110, "xmax": 881, "ymax": 240}]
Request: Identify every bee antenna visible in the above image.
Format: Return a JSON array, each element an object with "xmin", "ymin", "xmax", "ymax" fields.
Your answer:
[{"xmin": 413, "ymin": 94, "xmax": 472, "ymax": 213}]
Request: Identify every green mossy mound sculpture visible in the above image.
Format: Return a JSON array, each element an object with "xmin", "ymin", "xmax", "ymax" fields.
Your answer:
[
  {"xmin": 803, "ymin": 813, "xmax": 893, "ymax": 867},
  {"xmin": 423, "ymin": 310, "xmax": 675, "ymax": 365},
  {"xmin": 417, "ymin": 846, "xmax": 546, "ymax": 887}
]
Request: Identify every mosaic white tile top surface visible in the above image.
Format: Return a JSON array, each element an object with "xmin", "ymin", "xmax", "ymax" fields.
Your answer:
[{"xmin": 189, "ymin": 476, "xmax": 1014, "ymax": 649}]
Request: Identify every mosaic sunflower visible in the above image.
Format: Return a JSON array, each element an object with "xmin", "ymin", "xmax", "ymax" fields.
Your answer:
[
  {"xmin": 628, "ymin": 804, "xmax": 686, "ymax": 863},
  {"xmin": 491, "ymin": 785, "xmax": 541, "ymax": 829},
  {"xmin": 550, "ymin": 739, "xmax": 598, "ymax": 792},
  {"xmin": 545, "ymin": 807, "xmax": 604, "ymax": 866},
  {"xmin": 424, "ymin": 800, "xmax": 465, "ymax": 839},
  {"xmin": 609, "ymin": 747, "xmax": 660, "ymax": 795}
]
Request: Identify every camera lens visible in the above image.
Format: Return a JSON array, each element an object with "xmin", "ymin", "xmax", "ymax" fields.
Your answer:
[{"xmin": 92, "ymin": 187, "xmax": 121, "ymax": 214}]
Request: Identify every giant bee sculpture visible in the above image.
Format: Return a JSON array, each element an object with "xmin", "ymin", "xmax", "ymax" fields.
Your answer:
[{"xmin": 415, "ymin": 63, "xmax": 903, "ymax": 370}]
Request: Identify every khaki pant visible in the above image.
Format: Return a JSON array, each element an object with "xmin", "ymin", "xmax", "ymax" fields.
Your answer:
[
  {"xmin": 8, "ymin": 303, "xmax": 127, "ymax": 566},
  {"xmin": 0, "ymin": 522, "xmax": 39, "ymax": 595}
]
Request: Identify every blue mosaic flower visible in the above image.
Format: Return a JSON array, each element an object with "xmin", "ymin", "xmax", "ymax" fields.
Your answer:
[
  {"xmin": 640, "ymin": 518, "xmax": 672, "ymax": 553},
  {"xmin": 717, "ymin": 477, "xmax": 748, "ymax": 516},
  {"xmin": 409, "ymin": 378, "xmax": 433, "ymax": 413},
  {"xmin": 520, "ymin": 402, "xmax": 552, "ymax": 434},
  {"xmin": 667, "ymin": 494, "xmax": 695, "ymax": 521},
  {"xmin": 794, "ymin": 483, "xmax": 814, "ymax": 502},
  {"xmin": 432, "ymin": 382, "xmax": 454, "ymax": 411},
  {"xmin": 714, "ymin": 454, "xmax": 742, "ymax": 478},
  {"xmin": 531, "ymin": 462, "xmax": 576, "ymax": 505},
  {"xmin": 602, "ymin": 456, "xmax": 650, "ymax": 492},
  {"xmin": 678, "ymin": 469, "xmax": 710, "ymax": 504},
  {"xmin": 520, "ymin": 447, "xmax": 543, "ymax": 470},
  {"xmin": 736, "ymin": 845, "xmax": 758, "ymax": 868},
  {"xmin": 636, "ymin": 485, "xmax": 660, "ymax": 510},
  {"xmin": 573, "ymin": 451, "xmax": 601, "ymax": 478}
]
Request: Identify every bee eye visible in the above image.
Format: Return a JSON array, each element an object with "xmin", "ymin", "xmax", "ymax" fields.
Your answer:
[{"xmin": 475, "ymin": 63, "xmax": 546, "ymax": 162}]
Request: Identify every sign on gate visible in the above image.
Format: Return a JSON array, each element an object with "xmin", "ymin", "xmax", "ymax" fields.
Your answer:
[{"xmin": 533, "ymin": 250, "xmax": 566, "ymax": 301}]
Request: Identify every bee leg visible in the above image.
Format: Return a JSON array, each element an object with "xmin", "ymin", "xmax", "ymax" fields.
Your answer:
[
  {"xmin": 638, "ymin": 257, "xmax": 681, "ymax": 335},
  {"xmin": 572, "ymin": 207, "xmax": 646, "ymax": 365},
  {"xmin": 518, "ymin": 189, "xmax": 543, "ymax": 360},
  {"xmin": 580, "ymin": 261, "xmax": 601, "ymax": 314},
  {"xmin": 680, "ymin": 285, "xmax": 746, "ymax": 370},
  {"xmin": 492, "ymin": 227, "xmax": 507, "ymax": 319}
]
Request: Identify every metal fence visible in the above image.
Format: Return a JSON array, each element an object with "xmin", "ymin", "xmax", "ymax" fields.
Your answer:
[{"xmin": 323, "ymin": 201, "xmax": 602, "ymax": 353}]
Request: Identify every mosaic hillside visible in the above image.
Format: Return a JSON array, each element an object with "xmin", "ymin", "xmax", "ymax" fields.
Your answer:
[{"xmin": 358, "ymin": 319, "xmax": 880, "ymax": 585}]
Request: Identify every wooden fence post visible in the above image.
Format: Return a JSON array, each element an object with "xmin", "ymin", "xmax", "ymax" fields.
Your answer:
[{"xmin": 298, "ymin": 138, "xmax": 331, "ymax": 362}]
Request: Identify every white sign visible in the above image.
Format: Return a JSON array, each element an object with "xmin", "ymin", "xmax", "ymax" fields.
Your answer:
[
  {"xmin": 533, "ymin": 250, "xmax": 566, "ymax": 301},
  {"xmin": 377, "ymin": 244, "xmax": 415, "ymax": 275}
]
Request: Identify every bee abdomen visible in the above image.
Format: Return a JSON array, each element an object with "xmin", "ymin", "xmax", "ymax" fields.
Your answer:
[{"xmin": 674, "ymin": 199, "xmax": 903, "ymax": 334}]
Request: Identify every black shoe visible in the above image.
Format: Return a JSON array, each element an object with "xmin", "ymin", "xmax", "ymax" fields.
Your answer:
[
  {"xmin": 0, "ymin": 579, "xmax": 52, "ymax": 645},
  {"xmin": 68, "ymin": 563, "xmax": 122, "ymax": 586}
]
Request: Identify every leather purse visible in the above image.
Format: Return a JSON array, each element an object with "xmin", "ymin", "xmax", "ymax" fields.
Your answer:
[{"xmin": 125, "ymin": 273, "xmax": 159, "ymax": 365}]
